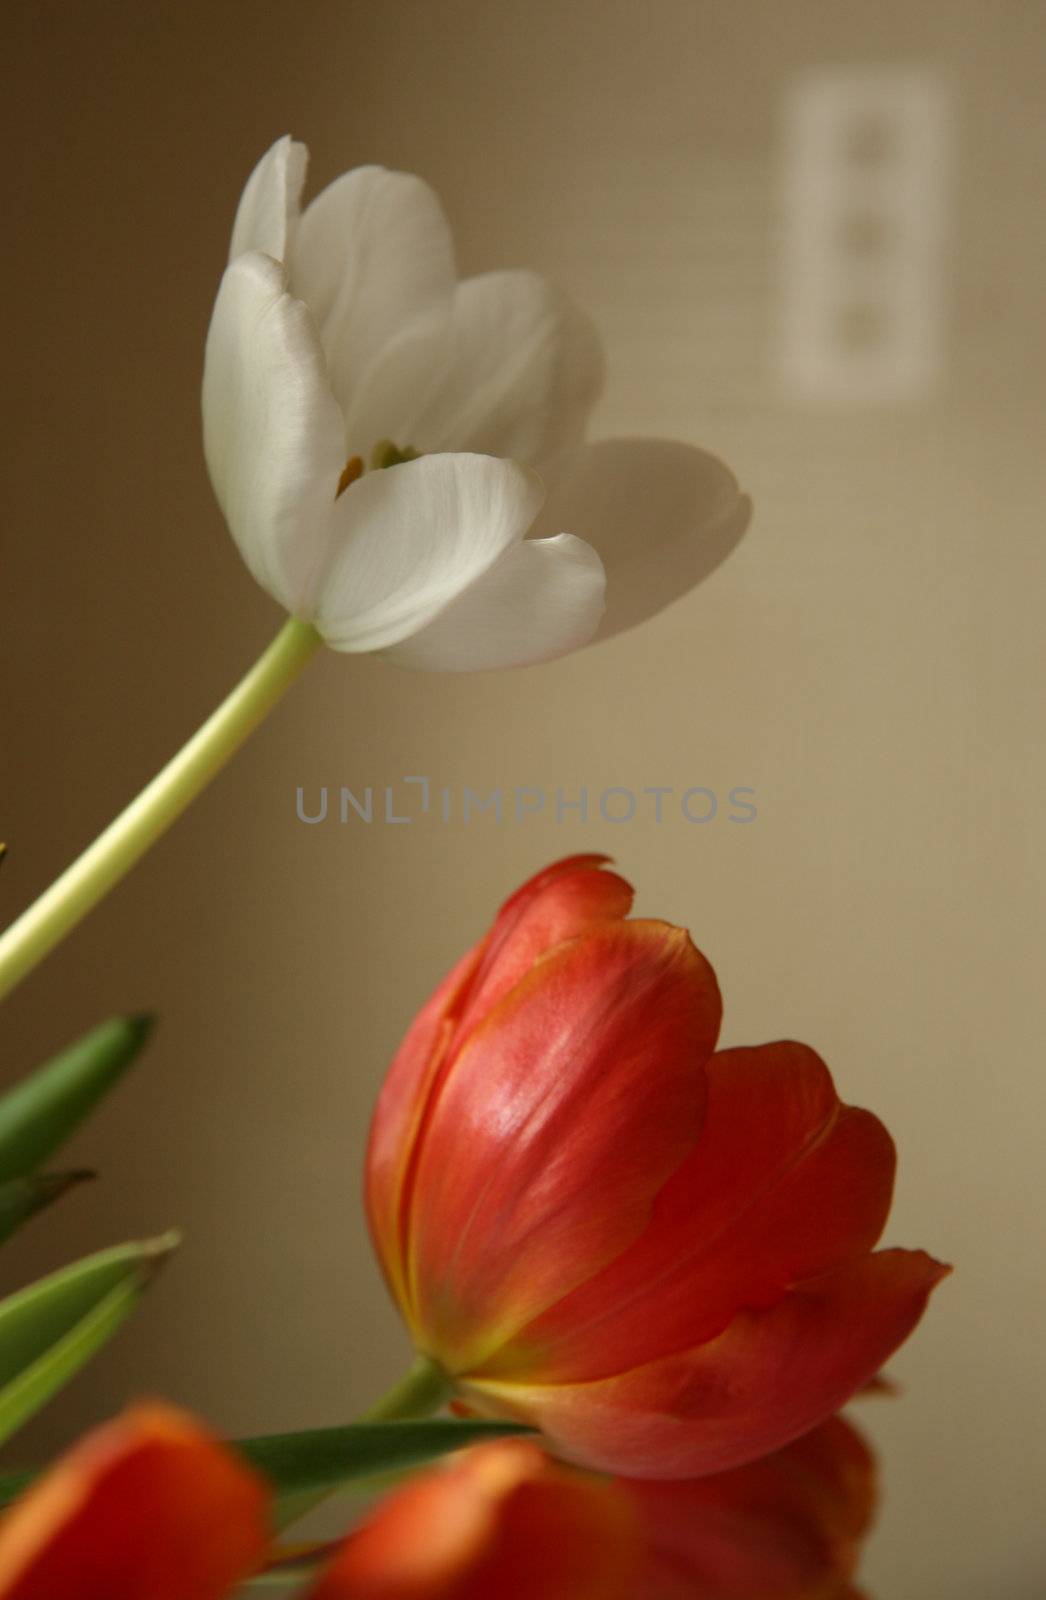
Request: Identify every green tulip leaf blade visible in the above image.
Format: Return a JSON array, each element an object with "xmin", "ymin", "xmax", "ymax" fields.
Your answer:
[
  {"xmin": 0, "ymin": 1171, "xmax": 95, "ymax": 1246},
  {"xmin": 0, "ymin": 1232, "xmax": 178, "ymax": 1447},
  {"xmin": 246, "ymin": 1542, "xmax": 339, "ymax": 1587},
  {"xmin": 0, "ymin": 1417, "xmax": 532, "ymax": 1524},
  {"xmin": 248, "ymin": 1417, "xmax": 536, "ymax": 1529},
  {"xmin": 0, "ymin": 1015, "xmax": 155, "ymax": 1185}
]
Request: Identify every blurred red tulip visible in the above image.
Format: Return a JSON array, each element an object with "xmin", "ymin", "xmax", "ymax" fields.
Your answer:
[
  {"xmin": 0, "ymin": 1400, "xmax": 875, "ymax": 1599},
  {"xmin": 308, "ymin": 1437, "xmax": 639, "ymax": 1600},
  {"xmin": 309, "ymin": 1415, "xmax": 875, "ymax": 1600},
  {"xmin": 628, "ymin": 1413, "xmax": 877, "ymax": 1599},
  {"xmin": 0, "ymin": 1405, "xmax": 269, "ymax": 1599},
  {"xmin": 366, "ymin": 855, "xmax": 948, "ymax": 1476}
]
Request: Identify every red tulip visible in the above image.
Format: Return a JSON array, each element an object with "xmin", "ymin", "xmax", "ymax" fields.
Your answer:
[
  {"xmin": 0, "ymin": 1405, "xmax": 269, "ymax": 1599},
  {"xmin": 309, "ymin": 1415, "xmax": 875, "ymax": 1600},
  {"xmin": 628, "ymin": 1413, "xmax": 877, "ymax": 1599},
  {"xmin": 366, "ymin": 855, "xmax": 948, "ymax": 1477},
  {"xmin": 309, "ymin": 1438, "xmax": 639, "ymax": 1600}
]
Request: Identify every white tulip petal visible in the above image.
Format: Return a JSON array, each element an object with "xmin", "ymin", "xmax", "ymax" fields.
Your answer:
[
  {"xmin": 409, "ymin": 270, "xmax": 605, "ymax": 469},
  {"xmin": 529, "ymin": 438, "xmax": 752, "ymax": 641},
  {"xmin": 383, "ymin": 533, "xmax": 606, "ymax": 672},
  {"xmin": 293, "ymin": 167, "xmax": 456, "ymax": 436},
  {"xmin": 202, "ymin": 251, "xmax": 347, "ymax": 614},
  {"xmin": 312, "ymin": 454, "xmax": 545, "ymax": 654},
  {"xmin": 339, "ymin": 313, "xmax": 453, "ymax": 460},
  {"xmin": 228, "ymin": 135, "xmax": 307, "ymax": 264}
]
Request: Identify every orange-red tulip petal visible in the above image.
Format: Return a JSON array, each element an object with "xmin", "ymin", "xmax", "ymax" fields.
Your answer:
[
  {"xmin": 482, "ymin": 1042, "xmax": 898, "ymax": 1383},
  {"xmin": 366, "ymin": 854, "xmax": 640, "ymax": 1314},
  {"xmin": 466, "ymin": 1250, "xmax": 947, "ymax": 1477},
  {"xmin": 0, "ymin": 1404, "xmax": 270, "ymax": 1600},
  {"xmin": 406, "ymin": 917, "xmax": 721, "ymax": 1371},
  {"xmin": 307, "ymin": 1439, "xmax": 640, "ymax": 1600}
]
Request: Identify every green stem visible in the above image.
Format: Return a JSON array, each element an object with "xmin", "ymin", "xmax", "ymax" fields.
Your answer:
[
  {"xmin": 0, "ymin": 617, "xmax": 322, "ymax": 1002},
  {"xmin": 360, "ymin": 1355, "xmax": 453, "ymax": 1422}
]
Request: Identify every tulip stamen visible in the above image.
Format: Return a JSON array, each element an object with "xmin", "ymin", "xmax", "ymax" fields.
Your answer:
[
  {"xmin": 336, "ymin": 455, "xmax": 364, "ymax": 497},
  {"xmin": 336, "ymin": 442, "xmax": 420, "ymax": 500},
  {"xmin": 371, "ymin": 439, "xmax": 420, "ymax": 470}
]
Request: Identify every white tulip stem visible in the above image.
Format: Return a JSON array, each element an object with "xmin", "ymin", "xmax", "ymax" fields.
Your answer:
[{"xmin": 0, "ymin": 616, "xmax": 323, "ymax": 1002}]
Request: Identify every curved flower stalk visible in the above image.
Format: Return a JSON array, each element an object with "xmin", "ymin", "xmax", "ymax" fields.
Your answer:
[
  {"xmin": 0, "ymin": 140, "xmax": 749, "ymax": 1000},
  {"xmin": 366, "ymin": 856, "xmax": 948, "ymax": 1478}
]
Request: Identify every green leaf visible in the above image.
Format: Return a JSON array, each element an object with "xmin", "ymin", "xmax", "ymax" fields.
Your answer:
[
  {"xmin": 0, "ymin": 1015, "xmax": 155, "ymax": 1185},
  {"xmin": 246, "ymin": 1544, "xmax": 339, "ymax": 1587},
  {"xmin": 0, "ymin": 1417, "xmax": 532, "ymax": 1521},
  {"xmin": 252, "ymin": 1419, "xmax": 535, "ymax": 1530},
  {"xmin": 0, "ymin": 1171, "xmax": 95, "ymax": 1245},
  {"xmin": 0, "ymin": 1232, "xmax": 179, "ymax": 1446},
  {"xmin": 0, "ymin": 1466, "xmax": 34, "ymax": 1504}
]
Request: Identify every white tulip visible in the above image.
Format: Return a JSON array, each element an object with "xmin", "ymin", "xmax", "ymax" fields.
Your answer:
[
  {"xmin": 0, "ymin": 139, "xmax": 753, "ymax": 1000},
  {"xmin": 203, "ymin": 137, "xmax": 751, "ymax": 671},
  {"xmin": 204, "ymin": 137, "xmax": 607, "ymax": 670}
]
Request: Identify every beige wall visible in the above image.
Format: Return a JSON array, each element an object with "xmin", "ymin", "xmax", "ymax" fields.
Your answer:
[{"xmin": 2, "ymin": 1, "xmax": 1044, "ymax": 1593}]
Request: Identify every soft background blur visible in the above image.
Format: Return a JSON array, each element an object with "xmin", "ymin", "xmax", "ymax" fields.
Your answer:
[{"xmin": 2, "ymin": 1, "xmax": 1043, "ymax": 1593}]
